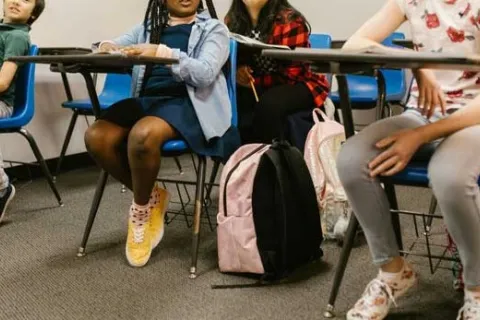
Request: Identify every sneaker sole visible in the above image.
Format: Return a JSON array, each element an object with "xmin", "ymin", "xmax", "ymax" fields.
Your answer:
[
  {"xmin": 151, "ymin": 193, "xmax": 170, "ymax": 249},
  {"xmin": 125, "ymin": 246, "xmax": 152, "ymax": 268},
  {"xmin": 0, "ymin": 185, "xmax": 15, "ymax": 225}
]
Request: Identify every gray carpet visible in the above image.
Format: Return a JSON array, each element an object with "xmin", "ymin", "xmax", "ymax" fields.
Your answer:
[{"xmin": 0, "ymin": 156, "xmax": 463, "ymax": 320}]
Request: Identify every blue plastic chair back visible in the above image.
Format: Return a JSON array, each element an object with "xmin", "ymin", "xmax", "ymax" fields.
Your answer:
[
  {"xmin": 309, "ymin": 33, "xmax": 333, "ymax": 86},
  {"xmin": 98, "ymin": 73, "xmax": 132, "ymax": 102},
  {"xmin": 226, "ymin": 39, "xmax": 238, "ymax": 127},
  {"xmin": 381, "ymin": 32, "xmax": 408, "ymax": 101},
  {"xmin": 310, "ymin": 33, "xmax": 332, "ymax": 49},
  {"xmin": 0, "ymin": 45, "xmax": 38, "ymax": 129}
]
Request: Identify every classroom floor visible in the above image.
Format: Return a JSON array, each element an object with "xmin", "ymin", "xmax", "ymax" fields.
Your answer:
[{"xmin": 0, "ymin": 155, "xmax": 463, "ymax": 320}]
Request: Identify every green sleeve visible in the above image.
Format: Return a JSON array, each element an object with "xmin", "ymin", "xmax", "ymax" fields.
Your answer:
[{"xmin": 3, "ymin": 30, "xmax": 30, "ymax": 63}]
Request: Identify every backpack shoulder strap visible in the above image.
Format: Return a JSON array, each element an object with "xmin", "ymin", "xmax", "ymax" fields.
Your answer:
[{"xmin": 277, "ymin": 146, "xmax": 318, "ymax": 202}]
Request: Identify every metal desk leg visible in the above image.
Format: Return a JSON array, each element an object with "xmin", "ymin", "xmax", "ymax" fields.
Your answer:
[
  {"xmin": 77, "ymin": 170, "xmax": 109, "ymax": 257},
  {"xmin": 376, "ymin": 71, "xmax": 387, "ymax": 119},
  {"xmin": 336, "ymin": 75, "xmax": 355, "ymax": 138},
  {"xmin": 60, "ymin": 71, "xmax": 74, "ymax": 102},
  {"xmin": 80, "ymin": 71, "xmax": 102, "ymax": 119},
  {"xmin": 324, "ymin": 74, "xmax": 359, "ymax": 318}
]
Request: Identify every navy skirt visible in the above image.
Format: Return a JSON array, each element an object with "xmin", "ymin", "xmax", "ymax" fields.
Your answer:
[{"xmin": 99, "ymin": 96, "xmax": 240, "ymax": 162}]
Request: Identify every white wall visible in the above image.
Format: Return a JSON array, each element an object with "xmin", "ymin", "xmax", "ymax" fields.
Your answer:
[{"xmin": 1, "ymin": 0, "xmax": 409, "ymax": 164}]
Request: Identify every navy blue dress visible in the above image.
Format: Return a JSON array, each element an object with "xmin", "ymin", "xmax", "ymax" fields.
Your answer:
[{"xmin": 100, "ymin": 23, "xmax": 240, "ymax": 162}]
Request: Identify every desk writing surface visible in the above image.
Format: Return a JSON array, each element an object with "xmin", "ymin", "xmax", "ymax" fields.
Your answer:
[
  {"xmin": 262, "ymin": 48, "xmax": 480, "ymax": 72},
  {"xmin": 8, "ymin": 54, "xmax": 178, "ymax": 68},
  {"xmin": 39, "ymin": 47, "xmax": 92, "ymax": 56}
]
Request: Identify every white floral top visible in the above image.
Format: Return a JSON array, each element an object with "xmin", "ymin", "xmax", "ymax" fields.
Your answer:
[{"xmin": 395, "ymin": 0, "xmax": 480, "ymax": 110}]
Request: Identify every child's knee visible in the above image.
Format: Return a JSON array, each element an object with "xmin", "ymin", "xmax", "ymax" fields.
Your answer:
[
  {"xmin": 127, "ymin": 126, "xmax": 166, "ymax": 158},
  {"xmin": 337, "ymin": 137, "xmax": 373, "ymax": 188},
  {"xmin": 84, "ymin": 124, "xmax": 104, "ymax": 154}
]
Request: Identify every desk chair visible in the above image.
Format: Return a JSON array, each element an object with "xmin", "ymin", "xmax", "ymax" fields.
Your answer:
[
  {"xmin": 329, "ymin": 32, "xmax": 408, "ymax": 120},
  {"xmin": 77, "ymin": 39, "xmax": 239, "ymax": 279},
  {"xmin": 0, "ymin": 45, "xmax": 62, "ymax": 206}
]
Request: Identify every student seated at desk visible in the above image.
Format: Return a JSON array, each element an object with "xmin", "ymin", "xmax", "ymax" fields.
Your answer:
[
  {"xmin": 0, "ymin": 0, "xmax": 44, "ymax": 225},
  {"xmin": 85, "ymin": 0, "xmax": 240, "ymax": 268},
  {"xmin": 225, "ymin": 0, "xmax": 329, "ymax": 144},
  {"xmin": 338, "ymin": 0, "xmax": 480, "ymax": 319}
]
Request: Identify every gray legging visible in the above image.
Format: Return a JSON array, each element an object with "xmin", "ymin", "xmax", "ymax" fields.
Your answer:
[{"xmin": 337, "ymin": 109, "xmax": 480, "ymax": 287}]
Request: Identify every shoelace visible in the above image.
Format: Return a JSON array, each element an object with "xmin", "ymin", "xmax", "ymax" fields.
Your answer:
[
  {"xmin": 132, "ymin": 225, "xmax": 146, "ymax": 243},
  {"xmin": 361, "ymin": 279, "xmax": 398, "ymax": 309}
]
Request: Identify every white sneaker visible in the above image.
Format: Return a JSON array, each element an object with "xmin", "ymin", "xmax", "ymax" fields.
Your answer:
[
  {"xmin": 347, "ymin": 262, "xmax": 417, "ymax": 320},
  {"xmin": 457, "ymin": 290, "xmax": 480, "ymax": 320}
]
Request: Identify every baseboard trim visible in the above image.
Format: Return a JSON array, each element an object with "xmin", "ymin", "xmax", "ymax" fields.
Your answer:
[{"xmin": 4, "ymin": 152, "xmax": 96, "ymax": 181}]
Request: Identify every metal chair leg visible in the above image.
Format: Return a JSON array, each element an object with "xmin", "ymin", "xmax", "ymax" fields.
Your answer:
[
  {"xmin": 205, "ymin": 159, "xmax": 220, "ymax": 207},
  {"xmin": 425, "ymin": 196, "xmax": 438, "ymax": 234},
  {"xmin": 384, "ymin": 183, "xmax": 403, "ymax": 252},
  {"xmin": 324, "ymin": 214, "xmax": 360, "ymax": 318},
  {"xmin": 174, "ymin": 157, "xmax": 183, "ymax": 175},
  {"xmin": 18, "ymin": 128, "xmax": 63, "ymax": 206},
  {"xmin": 55, "ymin": 110, "xmax": 79, "ymax": 180},
  {"xmin": 189, "ymin": 155, "xmax": 207, "ymax": 279},
  {"xmin": 77, "ymin": 170, "xmax": 108, "ymax": 257},
  {"xmin": 375, "ymin": 71, "xmax": 387, "ymax": 121}
]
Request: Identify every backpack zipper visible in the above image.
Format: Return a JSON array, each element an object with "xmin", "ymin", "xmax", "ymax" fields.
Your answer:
[{"xmin": 223, "ymin": 144, "xmax": 268, "ymax": 217}]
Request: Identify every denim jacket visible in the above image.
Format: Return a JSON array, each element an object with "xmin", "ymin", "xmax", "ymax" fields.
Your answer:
[{"xmin": 109, "ymin": 11, "xmax": 231, "ymax": 140}]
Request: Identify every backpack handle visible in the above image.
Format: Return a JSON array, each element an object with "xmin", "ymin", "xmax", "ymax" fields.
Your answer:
[{"xmin": 312, "ymin": 108, "xmax": 331, "ymax": 124}]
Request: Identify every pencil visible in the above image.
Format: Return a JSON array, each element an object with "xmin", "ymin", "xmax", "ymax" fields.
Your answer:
[{"xmin": 250, "ymin": 80, "xmax": 259, "ymax": 102}]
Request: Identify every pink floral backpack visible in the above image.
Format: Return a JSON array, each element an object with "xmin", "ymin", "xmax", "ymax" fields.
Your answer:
[{"xmin": 304, "ymin": 107, "xmax": 351, "ymax": 241}]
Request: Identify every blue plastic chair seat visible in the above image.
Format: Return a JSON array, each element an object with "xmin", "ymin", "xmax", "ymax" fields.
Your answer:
[
  {"xmin": 386, "ymin": 144, "xmax": 480, "ymax": 186},
  {"xmin": 388, "ymin": 163, "xmax": 430, "ymax": 186},
  {"xmin": 162, "ymin": 140, "xmax": 188, "ymax": 153},
  {"xmin": 62, "ymin": 96, "xmax": 127, "ymax": 111}
]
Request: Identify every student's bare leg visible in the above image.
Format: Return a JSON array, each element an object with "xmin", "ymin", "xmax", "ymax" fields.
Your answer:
[
  {"xmin": 127, "ymin": 116, "xmax": 176, "ymax": 205},
  {"xmin": 123, "ymin": 116, "xmax": 176, "ymax": 267},
  {"xmin": 84, "ymin": 120, "xmax": 132, "ymax": 189}
]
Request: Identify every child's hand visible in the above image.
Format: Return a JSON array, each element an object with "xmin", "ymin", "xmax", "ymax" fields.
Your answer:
[
  {"xmin": 413, "ymin": 69, "xmax": 446, "ymax": 118},
  {"xmin": 237, "ymin": 65, "xmax": 254, "ymax": 87},
  {"xmin": 98, "ymin": 42, "xmax": 119, "ymax": 53},
  {"xmin": 368, "ymin": 128, "xmax": 425, "ymax": 177},
  {"xmin": 121, "ymin": 44, "xmax": 156, "ymax": 56},
  {"xmin": 121, "ymin": 44, "xmax": 172, "ymax": 58}
]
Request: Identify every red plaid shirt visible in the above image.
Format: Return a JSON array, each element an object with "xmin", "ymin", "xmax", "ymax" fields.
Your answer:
[{"xmin": 253, "ymin": 10, "xmax": 330, "ymax": 108}]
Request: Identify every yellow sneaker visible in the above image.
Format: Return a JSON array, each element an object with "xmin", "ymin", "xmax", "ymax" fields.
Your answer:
[
  {"xmin": 126, "ymin": 215, "xmax": 152, "ymax": 268},
  {"xmin": 149, "ymin": 185, "xmax": 170, "ymax": 249}
]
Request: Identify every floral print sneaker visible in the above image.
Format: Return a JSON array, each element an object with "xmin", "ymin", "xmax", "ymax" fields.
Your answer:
[
  {"xmin": 346, "ymin": 263, "xmax": 417, "ymax": 320},
  {"xmin": 457, "ymin": 291, "xmax": 480, "ymax": 320}
]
